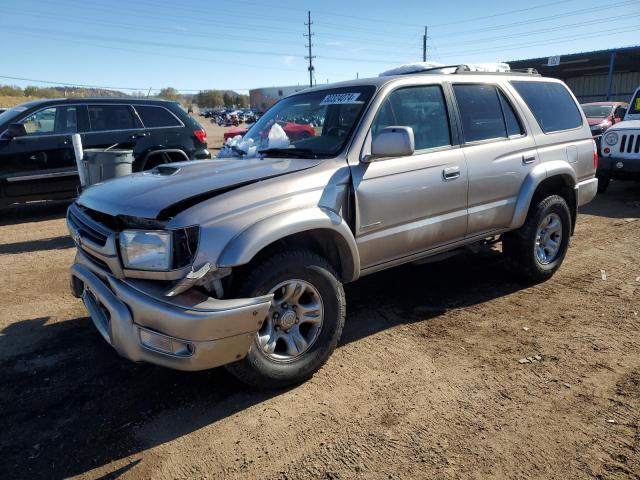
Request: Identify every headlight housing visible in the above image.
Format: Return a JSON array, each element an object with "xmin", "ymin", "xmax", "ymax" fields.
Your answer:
[
  {"xmin": 119, "ymin": 230, "xmax": 172, "ymax": 271},
  {"xmin": 604, "ymin": 132, "xmax": 618, "ymax": 145}
]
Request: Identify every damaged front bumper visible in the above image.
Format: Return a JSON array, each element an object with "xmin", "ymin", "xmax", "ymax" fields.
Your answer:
[{"xmin": 70, "ymin": 255, "xmax": 272, "ymax": 371}]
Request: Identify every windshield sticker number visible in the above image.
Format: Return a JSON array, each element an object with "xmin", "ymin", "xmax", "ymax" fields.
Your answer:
[{"xmin": 320, "ymin": 93, "xmax": 360, "ymax": 105}]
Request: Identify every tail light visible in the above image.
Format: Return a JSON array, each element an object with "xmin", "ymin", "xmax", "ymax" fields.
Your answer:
[
  {"xmin": 194, "ymin": 129, "xmax": 207, "ymax": 144},
  {"xmin": 592, "ymin": 138, "xmax": 598, "ymax": 170}
]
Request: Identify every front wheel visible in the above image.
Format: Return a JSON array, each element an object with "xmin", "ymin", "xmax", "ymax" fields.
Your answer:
[
  {"xmin": 503, "ymin": 195, "xmax": 571, "ymax": 283},
  {"xmin": 225, "ymin": 250, "xmax": 346, "ymax": 388}
]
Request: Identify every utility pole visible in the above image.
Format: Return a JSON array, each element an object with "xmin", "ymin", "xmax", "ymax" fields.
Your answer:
[
  {"xmin": 422, "ymin": 26, "xmax": 427, "ymax": 62},
  {"xmin": 304, "ymin": 11, "xmax": 315, "ymax": 88}
]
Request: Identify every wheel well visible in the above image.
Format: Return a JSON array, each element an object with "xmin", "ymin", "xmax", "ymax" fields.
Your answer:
[
  {"xmin": 531, "ymin": 175, "xmax": 576, "ymax": 233},
  {"xmin": 232, "ymin": 229, "xmax": 356, "ymax": 285}
]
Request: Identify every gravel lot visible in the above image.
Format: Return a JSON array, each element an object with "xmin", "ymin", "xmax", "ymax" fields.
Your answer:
[{"xmin": 0, "ymin": 180, "xmax": 638, "ymax": 480}]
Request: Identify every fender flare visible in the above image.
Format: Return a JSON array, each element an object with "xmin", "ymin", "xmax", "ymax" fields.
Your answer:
[
  {"xmin": 217, "ymin": 207, "xmax": 361, "ymax": 282},
  {"xmin": 509, "ymin": 160, "xmax": 577, "ymax": 229}
]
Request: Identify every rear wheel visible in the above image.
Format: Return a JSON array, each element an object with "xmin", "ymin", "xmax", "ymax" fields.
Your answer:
[
  {"xmin": 503, "ymin": 194, "xmax": 571, "ymax": 282},
  {"xmin": 225, "ymin": 250, "xmax": 346, "ymax": 388}
]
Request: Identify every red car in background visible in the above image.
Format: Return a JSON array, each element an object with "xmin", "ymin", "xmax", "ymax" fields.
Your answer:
[
  {"xmin": 581, "ymin": 101, "xmax": 628, "ymax": 140},
  {"xmin": 223, "ymin": 120, "xmax": 316, "ymax": 141}
]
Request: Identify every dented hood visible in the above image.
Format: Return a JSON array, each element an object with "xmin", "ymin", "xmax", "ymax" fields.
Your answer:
[{"xmin": 77, "ymin": 157, "xmax": 320, "ymax": 219}]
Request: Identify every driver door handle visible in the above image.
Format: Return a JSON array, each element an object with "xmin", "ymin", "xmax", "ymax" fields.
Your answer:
[
  {"xmin": 130, "ymin": 132, "xmax": 150, "ymax": 140},
  {"xmin": 443, "ymin": 166, "xmax": 461, "ymax": 180}
]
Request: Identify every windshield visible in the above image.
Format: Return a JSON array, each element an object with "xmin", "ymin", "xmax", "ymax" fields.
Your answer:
[
  {"xmin": 581, "ymin": 104, "xmax": 612, "ymax": 118},
  {"xmin": 630, "ymin": 92, "xmax": 640, "ymax": 115},
  {"xmin": 217, "ymin": 86, "xmax": 375, "ymax": 159}
]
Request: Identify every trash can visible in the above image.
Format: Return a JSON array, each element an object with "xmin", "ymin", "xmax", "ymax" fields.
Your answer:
[{"xmin": 82, "ymin": 149, "xmax": 135, "ymax": 186}]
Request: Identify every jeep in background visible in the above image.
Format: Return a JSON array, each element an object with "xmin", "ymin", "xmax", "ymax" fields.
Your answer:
[
  {"xmin": 598, "ymin": 86, "xmax": 640, "ymax": 192},
  {"xmin": 581, "ymin": 101, "xmax": 627, "ymax": 146},
  {"xmin": 67, "ymin": 64, "xmax": 597, "ymax": 388},
  {"xmin": 0, "ymin": 98, "xmax": 210, "ymax": 208}
]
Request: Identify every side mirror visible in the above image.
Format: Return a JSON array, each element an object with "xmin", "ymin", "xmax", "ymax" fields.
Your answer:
[
  {"xmin": 4, "ymin": 123, "xmax": 27, "ymax": 139},
  {"xmin": 366, "ymin": 126, "xmax": 415, "ymax": 162}
]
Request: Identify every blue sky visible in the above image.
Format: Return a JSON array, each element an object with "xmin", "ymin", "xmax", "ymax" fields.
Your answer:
[{"xmin": 1, "ymin": 0, "xmax": 638, "ymax": 94}]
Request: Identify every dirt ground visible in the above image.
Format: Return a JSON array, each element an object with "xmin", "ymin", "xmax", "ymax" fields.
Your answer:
[{"xmin": 0, "ymin": 180, "xmax": 638, "ymax": 480}]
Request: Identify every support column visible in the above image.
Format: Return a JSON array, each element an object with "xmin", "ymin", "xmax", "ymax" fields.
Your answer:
[{"xmin": 606, "ymin": 51, "xmax": 616, "ymax": 101}]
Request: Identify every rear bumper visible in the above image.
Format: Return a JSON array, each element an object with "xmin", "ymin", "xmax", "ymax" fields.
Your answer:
[
  {"xmin": 194, "ymin": 148, "xmax": 211, "ymax": 160},
  {"xmin": 575, "ymin": 177, "xmax": 598, "ymax": 207},
  {"xmin": 70, "ymin": 259, "xmax": 272, "ymax": 371}
]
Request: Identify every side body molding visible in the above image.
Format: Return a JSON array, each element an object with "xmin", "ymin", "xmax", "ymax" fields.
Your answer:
[
  {"xmin": 509, "ymin": 160, "xmax": 577, "ymax": 230},
  {"xmin": 217, "ymin": 207, "xmax": 361, "ymax": 282}
]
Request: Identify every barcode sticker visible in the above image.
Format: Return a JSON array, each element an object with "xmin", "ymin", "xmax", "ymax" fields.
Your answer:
[{"xmin": 320, "ymin": 93, "xmax": 360, "ymax": 105}]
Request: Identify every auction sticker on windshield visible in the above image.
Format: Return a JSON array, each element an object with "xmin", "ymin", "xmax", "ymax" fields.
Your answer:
[{"xmin": 320, "ymin": 93, "xmax": 361, "ymax": 105}]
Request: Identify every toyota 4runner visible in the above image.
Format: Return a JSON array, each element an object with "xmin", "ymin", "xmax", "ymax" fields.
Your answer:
[{"xmin": 68, "ymin": 64, "xmax": 598, "ymax": 388}]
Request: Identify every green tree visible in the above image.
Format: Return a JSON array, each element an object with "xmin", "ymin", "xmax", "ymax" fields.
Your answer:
[
  {"xmin": 222, "ymin": 91, "xmax": 233, "ymax": 107},
  {"xmin": 158, "ymin": 87, "xmax": 180, "ymax": 100}
]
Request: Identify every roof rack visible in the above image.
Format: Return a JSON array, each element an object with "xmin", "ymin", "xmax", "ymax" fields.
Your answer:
[{"xmin": 381, "ymin": 63, "xmax": 539, "ymax": 77}]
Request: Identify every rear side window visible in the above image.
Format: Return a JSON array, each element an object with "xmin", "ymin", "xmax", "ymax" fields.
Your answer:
[
  {"xmin": 453, "ymin": 84, "xmax": 507, "ymax": 142},
  {"xmin": 511, "ymin": 81, "xmax": 582, "ymax": 133},
  {"xmin": 498, "ymin": 90, "xmax": 523, "ymax": 137},
  {"xmin": 135, "ymin": 105, "xmax": 182, "ymax": 128},
  {"xmin": 371, "ymin": 85, "xmax": 451, "ymax": 150},
  {"xmin": 88, "ymin": 105, "xmax": 137, "ymax": 131}
]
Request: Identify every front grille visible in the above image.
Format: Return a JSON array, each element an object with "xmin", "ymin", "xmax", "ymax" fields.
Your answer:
[
  {"xmin": 83, "ymin": 250, "xmax": 111, "ymax": 271},
  {"xmin": 69, "ymin": 207, "xmax": 108, "ymax": 247},
  {"xmin": 619, "ymin": 134, "xmax": 640, "ymax": 154}
]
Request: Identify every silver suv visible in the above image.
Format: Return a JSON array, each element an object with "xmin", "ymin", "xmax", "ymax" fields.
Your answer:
[{"xmin": 68, "ymin": 65, "xmax": 598, "ymax": 387}]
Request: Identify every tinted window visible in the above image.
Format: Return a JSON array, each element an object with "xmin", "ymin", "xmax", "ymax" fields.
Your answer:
[
  {"xmin": 453, "ymin": 84, "xmax": 506, "ymax": 142},
  {"xmin": 20, "ymin": 106, "xmax": 77, "ymax": 135},
  {"xmin": 372, "ymin": 85, "xmax": 451, "ymax": 150},
  {"xmin": 88, "ymin": 105, "xmax": 136, "ymax": 131},
  {"xmin": 511, "ymin": 81, "xmax": 582, "ymax": 133},
  {"xmin": 135, "ymin": 105, "xmax": 182, "ymax": 128},
  {"xmin": 498, "ymin": 90, "xmax": 523, "ymax": 137}
]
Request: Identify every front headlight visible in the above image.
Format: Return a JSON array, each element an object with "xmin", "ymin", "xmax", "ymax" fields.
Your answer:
[
  {"xmin": 605, "ymin": 132, "xmax": 618, "ymax": 145},
  {"xmin": 119, "ymin": 230, "xmax": 172, "ymax": 271}
]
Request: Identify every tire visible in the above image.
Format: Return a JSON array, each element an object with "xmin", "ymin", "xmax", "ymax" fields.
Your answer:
[
  {"xmin": 225, "ymin": 250, "xmax": 346, "ymax": 388},
  {"xmin": 503, "ymin": 195, "xmax": 571, "ymax": 283},
  {"xmin": 597, "ymin": 174, "xmax": 610, "ymax": 193}
]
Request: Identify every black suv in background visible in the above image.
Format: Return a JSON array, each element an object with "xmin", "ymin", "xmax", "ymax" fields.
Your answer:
[{"xmin": 0, "ymin": 98, "xmax": 210, "ymax": 208}]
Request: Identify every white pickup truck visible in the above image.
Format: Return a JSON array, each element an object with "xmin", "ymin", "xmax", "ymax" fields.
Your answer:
[{"xmin": 599, "ymin": 86, "xmax": 640, "ymax": 192}]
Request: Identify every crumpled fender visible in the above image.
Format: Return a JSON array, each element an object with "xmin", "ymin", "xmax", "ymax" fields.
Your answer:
[
  {"xmin": 509, "ymin": 160, "xmax": 577, "ymax": 229},
  {"xmin": 217, "ymin": 207, "xmax": 360, "ymax": 282}
]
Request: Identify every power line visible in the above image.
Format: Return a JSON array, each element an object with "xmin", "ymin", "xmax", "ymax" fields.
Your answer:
[
  {"xmin": 431, "ymin": 0, "xmax": 638, "ymax": 38},
  {"xmin": 434, "ymin": 10, "xmax": 640, "ymax": 50}
]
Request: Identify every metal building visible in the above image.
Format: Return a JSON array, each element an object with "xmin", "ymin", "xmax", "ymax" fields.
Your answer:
[
  {"xmin": 509, "ymin": 46, "xmax": 640, "ymax": 103},
  {"xmin": 249, "ymin": 85, "xmax": 307, "ymax": 112}
]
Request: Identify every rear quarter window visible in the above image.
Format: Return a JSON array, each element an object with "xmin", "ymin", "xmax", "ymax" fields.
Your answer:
[
  {"xmin": 135, "ymin": 105, "xmax": 182, "ymax": 128},
  {"xmin": 511, "ymin": 81, "xmax": 583, "ymax": 133}
]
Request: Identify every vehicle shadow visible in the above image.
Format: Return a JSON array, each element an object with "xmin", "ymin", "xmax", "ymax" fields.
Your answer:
[
  {"xmin": 0, "ymin": 235, "xmax": 74, "ymax": 255},
  {"xmin": 579, "ymin": 180, "xmax": 640, "ymax": 219},
  {"xmin": 0, "ymin": 249, "xmax": 524, "ymax": 479},
  {"xmin": 0, "ymin": 200, "xmax": 71, "ymax": 227}
]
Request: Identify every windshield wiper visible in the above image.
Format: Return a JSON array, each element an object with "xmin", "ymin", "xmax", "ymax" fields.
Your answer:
[{"xmin": 258, "ymin": 147, "xmax": 318, "ymax": 159}]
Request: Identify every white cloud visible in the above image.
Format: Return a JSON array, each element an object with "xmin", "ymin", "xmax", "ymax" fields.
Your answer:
[
  {"xmin": 282, "ymin": 56, "xmax": 297, "ymax": 66},
  {"xmin": 326, "ymin": 41, "xmax": 344, "ymax": 47}
]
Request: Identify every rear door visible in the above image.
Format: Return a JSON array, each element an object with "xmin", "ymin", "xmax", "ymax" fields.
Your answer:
[
  {"xmin": 0, "ymin": 105, "xmax": 79, "ymax": 201},
  {"xmin": 451, "ymin": 82, "xmax": 538, "ymax": 236},
  {"xmin": 81, "ymin": 104, "xmax": 145, "ymax": 158},
  {"xmin": 132, "ymin": 104, "xmax": 185, "ymax": 165},
  {"xmin": 351, "ymin": 83, "xmax": 468, "ymax": 270}
]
